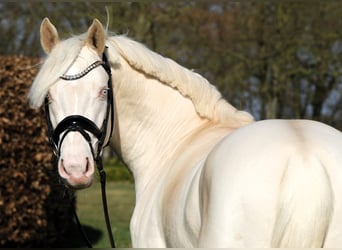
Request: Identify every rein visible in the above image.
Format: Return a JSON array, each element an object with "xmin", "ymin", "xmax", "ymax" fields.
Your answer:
[{"xmin": 44, "ymin": 50, "xmax": 116, "ymax": 248}]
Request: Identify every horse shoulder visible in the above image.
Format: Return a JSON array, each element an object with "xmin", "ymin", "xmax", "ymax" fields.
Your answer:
[{"xmin": 154, "ymin": 124, "xmax": 233, "ymax": 247}]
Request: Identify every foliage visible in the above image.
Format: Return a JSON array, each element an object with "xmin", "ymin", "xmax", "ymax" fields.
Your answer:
[
  {"xmin": 0, "ymin": 55, "xmax": 74, "ymax": 247},
  {"xmin": 230, "ymin": 2, "xmax": 342, "ymax": 125},
  {"xmin": 103, "ymin": 157, "xmax": 134, "ymax": 183},
  {"xmin": 2, "ymin": 2, "xmax": 342, "ymax": 127}
]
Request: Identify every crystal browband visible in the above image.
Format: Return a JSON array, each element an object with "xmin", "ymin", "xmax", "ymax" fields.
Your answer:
[{"xmin": 60, "ymin": 60, "xmax": 106, "ymax": 81}]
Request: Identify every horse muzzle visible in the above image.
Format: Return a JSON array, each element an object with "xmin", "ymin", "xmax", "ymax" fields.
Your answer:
[{"xmin": 57, "ymin": 131, "xmax": 96, "ymax": 189}]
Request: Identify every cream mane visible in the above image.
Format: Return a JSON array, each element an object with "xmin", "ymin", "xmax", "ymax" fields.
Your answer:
[
  {"xmin": 106, "ymin": 35, "xmax": 253, "ymax": 127},
  {"xmin": 29, "ymin": 33, "xmax": 254, "ymax": 127},
  {"xmin": 28, "ymin": 34, "xmax": 86, "ymax": 108}
]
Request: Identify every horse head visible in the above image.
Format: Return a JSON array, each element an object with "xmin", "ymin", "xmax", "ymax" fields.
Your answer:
[{"xmin": 40, "ymin": 18, "xmax": 113, "ymax": 189}]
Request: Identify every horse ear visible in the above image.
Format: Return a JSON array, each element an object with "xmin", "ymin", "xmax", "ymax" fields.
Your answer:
[
  {"xmin": 86, "ymin": 19, "xmax": 106, "ymax": 55},
  {"xmin": 40, "ymin": 17, "xmax": 60, "ymax": 54}
]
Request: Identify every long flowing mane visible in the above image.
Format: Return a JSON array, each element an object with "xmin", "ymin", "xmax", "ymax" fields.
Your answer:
[
  {"xmin": 106, "ymin": 35, "xmax": 253, "ymax": 127},
  {"xmin": 29, "ymin": 32, "xmax": 253, "ymax": 127}
]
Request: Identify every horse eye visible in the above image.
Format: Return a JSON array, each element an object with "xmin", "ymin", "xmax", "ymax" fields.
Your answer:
[{"xmin": 100, "ymin": 88, "xmax": 109, "ymax": 99}]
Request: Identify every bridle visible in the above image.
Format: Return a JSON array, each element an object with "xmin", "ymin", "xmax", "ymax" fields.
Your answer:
[
  {"xmin": 45, "ymin": 53, "xmax": 113, "ymax": 159},
  {"xmin": 44, "ymin": 49, "xmax": 116, "ymax": 248}
]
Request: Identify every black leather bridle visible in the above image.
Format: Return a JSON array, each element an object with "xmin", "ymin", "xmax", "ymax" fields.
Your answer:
[
  {"xmin": 45, "ymin": 53, "xmax": 113, "ymax": 159},
  {"xmin": 44, "ymin": 50, "xmax": 116, "ymax": 248}
]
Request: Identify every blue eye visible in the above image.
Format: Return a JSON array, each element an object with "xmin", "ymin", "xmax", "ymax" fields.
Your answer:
[{"xmin": 100, "ymin": 88, "xmax": 109, "ymax": 98}]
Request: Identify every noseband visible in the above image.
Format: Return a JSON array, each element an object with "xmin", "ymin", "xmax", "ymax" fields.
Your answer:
[{"xmin": 44, "ymin": 50, "xmax": 116, "ymax": 248}]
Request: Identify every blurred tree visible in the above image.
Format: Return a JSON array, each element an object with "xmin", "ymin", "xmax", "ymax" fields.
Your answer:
[
  {"xmin": 233, "ymin": 1, "xmax": 342, "ymax": 124},
  {"xmin": 1, "ymin": 1, "xmax": 342, "ymax": 128}
]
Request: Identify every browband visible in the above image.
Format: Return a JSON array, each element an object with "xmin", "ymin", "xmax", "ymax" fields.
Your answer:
[{"xmin": 60, "ymin": 61, "xmax": 105, "ymax": 81}]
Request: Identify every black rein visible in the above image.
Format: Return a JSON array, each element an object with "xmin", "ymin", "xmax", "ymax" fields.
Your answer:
[{"xmin": 44, "ymin": 50, "xmax": 116, "ymax": 248}]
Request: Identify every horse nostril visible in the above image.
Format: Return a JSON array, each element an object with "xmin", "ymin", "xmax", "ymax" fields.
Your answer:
[
  {"xmin": 61, "ymin": 158, "xmax": 70, "ymax": 175},
  {"xmin": 85, "ymin": 157, "xmax": 89, "ymax": 173}
]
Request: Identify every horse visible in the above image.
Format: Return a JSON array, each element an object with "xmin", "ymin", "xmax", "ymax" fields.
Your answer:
[{"xmin": 28, "ymin": 18, "xmax": 342, "ymax": 248}]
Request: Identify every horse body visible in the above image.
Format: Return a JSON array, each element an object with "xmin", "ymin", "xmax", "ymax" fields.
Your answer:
[
  {"xmin": 127, "ymin": 117, "xmax": 342, "ymax": 247},
  {"xmin": 29, "ymin": 18, "xmax": 342, "ymax": 247},
  {"xmin": 198, "ymin": 119, "xmax": 342, "ymax": 247}
]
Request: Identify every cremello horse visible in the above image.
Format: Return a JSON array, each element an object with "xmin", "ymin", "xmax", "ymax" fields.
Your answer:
[{"xmin": 29, "ymin": 18, "xmax": 342, "ymax": 248}]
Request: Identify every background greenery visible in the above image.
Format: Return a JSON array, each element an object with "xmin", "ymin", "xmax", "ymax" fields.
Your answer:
[
  {"xmin": 60, "ymin": 159, "xmax": 134, "ymax": 248},
  {"xmin": 74, "ymin": 181, "xmax": 135, "ymax": 248},
  {"xmin": 2, "ymin": 1, "xmax": 342, "ymax": 127}
]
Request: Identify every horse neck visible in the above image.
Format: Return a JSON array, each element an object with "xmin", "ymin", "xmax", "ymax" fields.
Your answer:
[{"xmin": 112, "ymin": 63, "xmax": 211, "ymax": 196}]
